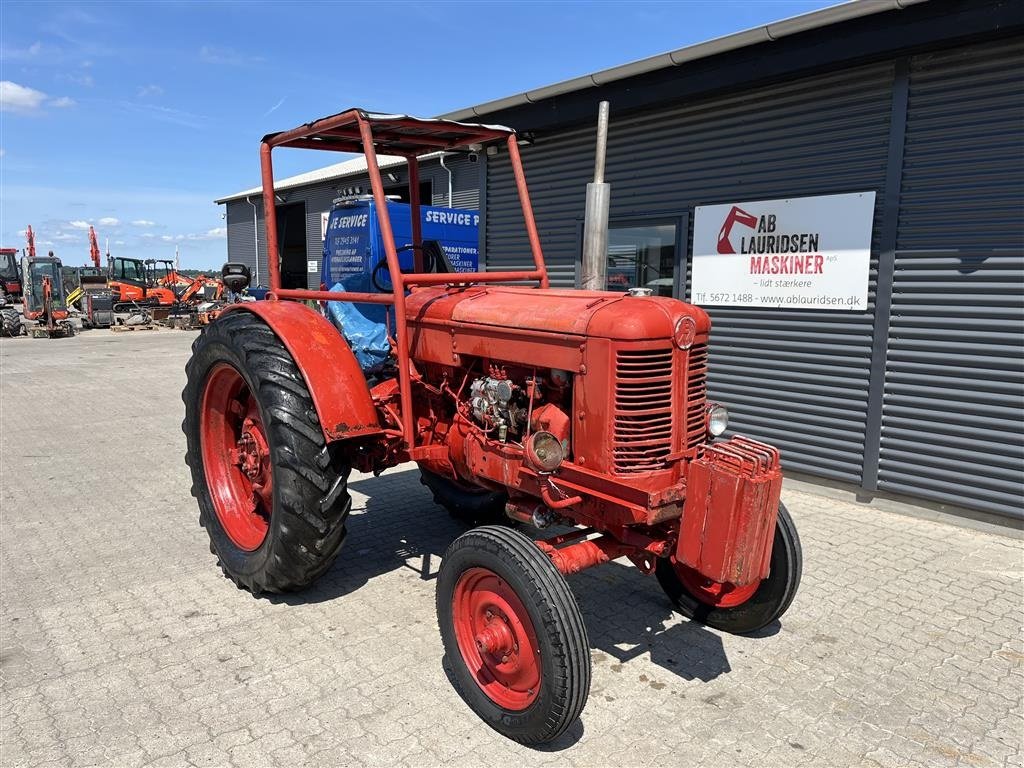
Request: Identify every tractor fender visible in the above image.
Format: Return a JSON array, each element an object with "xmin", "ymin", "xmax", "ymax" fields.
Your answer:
[{"xmin": 221, "ymin": 301, "xmax": 382, "ymax": 441}]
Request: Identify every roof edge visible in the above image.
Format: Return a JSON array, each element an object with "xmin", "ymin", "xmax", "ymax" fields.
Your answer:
[
  {"xmin": 439, "ymin": 0, "xmax": 915, "ymax": 122},
  {"xmin": 214, "ymin": 151, "xmax": 444, "ymax": 205}
]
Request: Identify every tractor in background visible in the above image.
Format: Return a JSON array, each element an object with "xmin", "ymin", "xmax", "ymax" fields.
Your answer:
[
  {"xmin": 0, "ymin": 247, "xmax": 22, "ymax": 302},
  {"xmin": 0, "ymin": 247, "xmax": 22, "ymax": 335},
  {"xmin": 182, "ymin": 110, "xmax": 801, "ymax": 744}
]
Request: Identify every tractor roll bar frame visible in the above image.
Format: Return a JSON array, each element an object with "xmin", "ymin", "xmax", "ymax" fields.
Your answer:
[{"xmin": 258, "ymin": 109, "xmax": 551, "ymax": 448}]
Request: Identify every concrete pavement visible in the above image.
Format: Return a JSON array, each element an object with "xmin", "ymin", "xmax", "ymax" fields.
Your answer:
[{"xmin": 1, "ymin": 329, "xmax": 1021, "ymax": 767}]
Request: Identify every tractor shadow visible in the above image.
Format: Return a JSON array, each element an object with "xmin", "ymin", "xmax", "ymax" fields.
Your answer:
[
  {"xmin": 273, "ymin": 466, "xmax": 769, "ymax": 690},
  {"xmin": 567, "ymin": 562, "xmax": 748, "ymax": 685},
  {"xmin": 268, "ymin": 468, "xmax": 462, "ymax": 606}
]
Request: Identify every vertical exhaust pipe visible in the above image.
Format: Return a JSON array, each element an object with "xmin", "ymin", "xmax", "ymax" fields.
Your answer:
[{"xmin": 581, "ymin": 101, "xmax": 610, "ymax": 292}]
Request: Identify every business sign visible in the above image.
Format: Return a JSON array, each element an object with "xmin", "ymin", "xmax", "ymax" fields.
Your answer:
[
  {"xmin": 321, "ymin": 211, "xmax": 330, "ymax": 241},
  {"xmin": 692, "ymin": 191, "xmax": 875, "ymax": 311}
]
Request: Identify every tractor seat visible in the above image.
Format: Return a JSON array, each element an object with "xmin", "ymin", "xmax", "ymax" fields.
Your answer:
[{"xmin": 423, "ymin": 240, "xmax": 455, "ymax": 274}]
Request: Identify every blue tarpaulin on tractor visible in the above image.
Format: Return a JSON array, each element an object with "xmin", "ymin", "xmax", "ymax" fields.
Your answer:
[{"xmin": 322, "ymin": 199, "xmax": 479, "ymax": 372}]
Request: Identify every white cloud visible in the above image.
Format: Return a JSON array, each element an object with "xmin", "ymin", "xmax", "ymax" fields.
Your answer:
[
  {"xmin": 0, "ymin": 148, "xmax": 5, "ymax": 158},
  {"xmin": 69, "ymin": 220, "xmax": 91, "ymax": 229},
  {"xmin": 118, "ymin": 101, "xmax": 206, "ymax": 129},
  {"xmin": 140, "ymin": 233, "xmax": 156, "ymax": 239},
  {"xmin": 137, "ymin": 84, "xmax": 163, "ymax": 98},
  {"xmin": 160, "ymin": 227, "xmax": 226, "ymax": 243},
  {"xmin": 53, "ymin": 232, "xmax": 77, "ymax": 241},
  {"xmin": 98, "ymin": 217, "xmax": 119, "ymax": 226},
  {"xmin": 194, "ymin": 227, "xmax": 226, "ymax": 240},
  {"xmin": 50, "ymin": 96, "xmax": 76, "ymax": 108},
  {"xmin": 1, "ymin": 81, "xmax": 48, "ymax": 113},
  {"xmin": 263, "ymin": 97, "xmax": 285, "ymax": 117},
  {"xmin": 131, "ymin": 219, "xmax": 156, "ymax": 227},
  {"xmin": 1, "ymin": 42, "xmax": 44, "ymax": 61},
  {"xmin": 61, "ymin": 70, "xmax": 94, "ymax": 88},
  {"xmin": 199, "ymin": 45, "xmax": 263, "ymax": 67},
  {"xmin": 114, "ymin": 240, "xmax": 125, "ymax": 246}
]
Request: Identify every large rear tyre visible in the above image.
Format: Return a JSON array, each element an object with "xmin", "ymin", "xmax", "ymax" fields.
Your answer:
[
  {"xmin": 182, "ymin": 312, "xmax": 351, "ymax": 594},
  {"xmin": 656, "ymin": 502, "xmax": 802, "ymax": 634},
  {"xmin": 437, "ymin": 526, "xmax": 590, "ymax": 745},
  {"xmin": 420, "ymin": 468, "xmax": 509, "ymax": 526},
  {"xmin": 0, "ymin": 307, "xmax": 21, "ymax": 337}
]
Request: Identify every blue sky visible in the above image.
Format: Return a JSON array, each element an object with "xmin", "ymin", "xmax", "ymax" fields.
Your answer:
[{"xmin": 1, "ymin": 0, "xmax": 834, "ymax": 269}]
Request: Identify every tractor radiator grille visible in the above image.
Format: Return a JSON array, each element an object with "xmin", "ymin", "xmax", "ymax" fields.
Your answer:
[
  {"xmin": 686, "ymin": 343, "xmax": 709, "ymax": 450},
  {"xmin": 612, "ymin": 347, "xmax": 674, "ymax": 473}
]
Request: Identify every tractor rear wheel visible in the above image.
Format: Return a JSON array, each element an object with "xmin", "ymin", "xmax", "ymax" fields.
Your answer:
[
  {"xmin": 437, "ymin": 526, "xmax": 590, "ymax": 745},
  {"xmin": 656, "ymin": 502, "xmax": 802, "ymax": 635},
  {"xmin": 420, "ymin": 468, "xmax": 509, "ymax": 526},
  {"xmin": 0, "ymin": 307, "xmax": 21, "ymax": 337},
  {"xmin": 182, "ymin": 311, "xmax": 351, "ymax": 594}
]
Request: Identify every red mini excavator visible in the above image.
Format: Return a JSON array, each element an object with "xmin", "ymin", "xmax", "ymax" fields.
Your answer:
[{"xmin": 21, "ymin": 250, "xmax": 73, "ymax": 338}]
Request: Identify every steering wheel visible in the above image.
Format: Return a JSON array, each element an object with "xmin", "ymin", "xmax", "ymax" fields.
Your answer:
[{"xmin": 370, "ymin": 244, "xmax": 436, "ymax": 292}]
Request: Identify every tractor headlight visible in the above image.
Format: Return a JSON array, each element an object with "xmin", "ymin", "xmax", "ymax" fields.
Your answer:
[
  {"xmin": 526, "ymin": 430, "xmax": 564, "ymax": 472},
  {"xmin": 707, "ymin": 402, "xmax": 729, "ymax": 437}
]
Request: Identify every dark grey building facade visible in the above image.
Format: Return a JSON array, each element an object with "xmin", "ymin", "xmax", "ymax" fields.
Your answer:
[
  {"xmin": 218, "ymin": 0, "xmax": 1022, "ymax": 523},
  {"xmin": 451, "ymin": 0, "xmax": 1022, "ymax": 522}
]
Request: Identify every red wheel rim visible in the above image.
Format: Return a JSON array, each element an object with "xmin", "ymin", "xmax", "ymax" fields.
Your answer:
[
  {"xmin": 200, "ymin": 363, "xmax": 272, "ymax": 551},
  {"xmin": 452, "ymin": 567, "xmax": 542, "ymax": 710},
  {"xmin": 674, "ymin": 561, "xmax": 760, "ymax": 608}
]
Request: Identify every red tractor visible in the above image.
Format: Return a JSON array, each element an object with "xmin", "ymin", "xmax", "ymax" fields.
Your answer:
[
  {"xmin": 0, "ymin": 247, "xmax": 22, "ymax": 301},
  {"xmin": 182, "ymin": 110, "xmax": 801, "ymax": 744}
]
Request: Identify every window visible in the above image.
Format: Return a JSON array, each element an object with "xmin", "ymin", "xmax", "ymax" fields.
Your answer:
[
  {"xmin": 606, "ymin": 222, "xmax": 678, "ymax": 296},
  {"xmin": 113, "ymin": 258, "xmax": 145, "ymax": 282}
]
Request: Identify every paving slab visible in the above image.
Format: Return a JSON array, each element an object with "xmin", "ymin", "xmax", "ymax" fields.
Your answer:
[{"xmin": 1, "ymin": 329, "xmax": 1021, "ymax": 767}]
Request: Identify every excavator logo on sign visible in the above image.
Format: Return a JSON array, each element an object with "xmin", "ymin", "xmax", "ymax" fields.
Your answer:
[{"xmin": 716, "ymin": 206, "xmax": 759, "ymax": 254}]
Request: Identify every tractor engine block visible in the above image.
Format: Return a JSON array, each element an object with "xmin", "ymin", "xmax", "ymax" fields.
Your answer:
[{"xmin": 468, "ymin": 373, "xmax": 528, "ymax": 441}]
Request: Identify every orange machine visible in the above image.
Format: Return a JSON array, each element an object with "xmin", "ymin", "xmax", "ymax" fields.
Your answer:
[
  {"xmin": 22, "ymin": 252, "xmax": 72, "ymax": 338},
  {"xmin": 107, "ymin": 255, "xmax": 177, "ymax": 311}
]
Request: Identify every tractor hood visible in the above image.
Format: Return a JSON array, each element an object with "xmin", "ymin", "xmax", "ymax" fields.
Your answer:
[{"xmin": 405, "ymin": 285, "xmax": 710, "ymax": 342}]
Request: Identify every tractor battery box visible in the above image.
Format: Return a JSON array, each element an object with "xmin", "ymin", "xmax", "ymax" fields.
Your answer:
[{"xmin": 677, "ymin": 436, "xmax": 782, "ymax": 586}]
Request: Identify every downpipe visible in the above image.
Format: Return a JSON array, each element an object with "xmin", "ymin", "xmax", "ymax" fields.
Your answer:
[
  {"xmin": 246, "ymin": 194, "xmax": 261, "ymax": 287},
  {"xmin": 439, "ymin": 152, "xmax": 454, "ymax": 208}
]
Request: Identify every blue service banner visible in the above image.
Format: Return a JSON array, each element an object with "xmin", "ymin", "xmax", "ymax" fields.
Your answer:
[
  {"xmin": 420, "ymin": 208, "xmax": 479, "ymax": 272},
  {"xmin": 322, "ymin": 201, "xmax": 479, "ymax": 290},
  {"xmin": 324, "ymin": 208, "xmax": 372, "ymax": 286}
]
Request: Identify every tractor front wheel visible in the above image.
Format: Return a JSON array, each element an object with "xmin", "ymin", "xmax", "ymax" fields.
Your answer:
[
  {"xmin": 182, "ymin": 311, "xmax": 351, "ymax": 594},
  {"xmin": 437, "ymin": 526, "xmax": 590, "ymax": 745},
  {"xmin": 656, "ymin": 502, "xmax": 802, "ymax": 634}
]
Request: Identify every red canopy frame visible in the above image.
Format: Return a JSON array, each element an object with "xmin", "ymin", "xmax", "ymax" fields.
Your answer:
[{"xmin": 258, "ymin": 109, "xmax": 551, "ymax": 446}]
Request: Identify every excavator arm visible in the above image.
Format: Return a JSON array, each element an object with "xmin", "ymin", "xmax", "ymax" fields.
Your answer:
[{"xmin": 88, "ymin": 226, "xmax": 101, "ymax": 268}]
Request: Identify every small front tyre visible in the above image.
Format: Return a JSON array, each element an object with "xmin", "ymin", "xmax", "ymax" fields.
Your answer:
[
  {"xmin": 437, "ymin": 526, "xmax": 590, "ymax": 745},
  {"xmin": 656, "ymin": 502, "xmax": 802, "ymax": 634}
]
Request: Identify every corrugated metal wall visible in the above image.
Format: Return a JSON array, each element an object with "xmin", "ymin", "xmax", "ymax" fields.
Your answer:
[
  {"xmin": 223, "ymin": 154, "xmax": 480, "ymax": 290},
  {"xmin": 880, "ymin": 38, "xmax": 1024, "ymax": 517},
  {"xmin": 486, "ymin": 62, "xmax": 896, "ymax": 484},
  {"xmin": 225, "ymin": 198, "xmax": 261, "ymax": 282}
]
